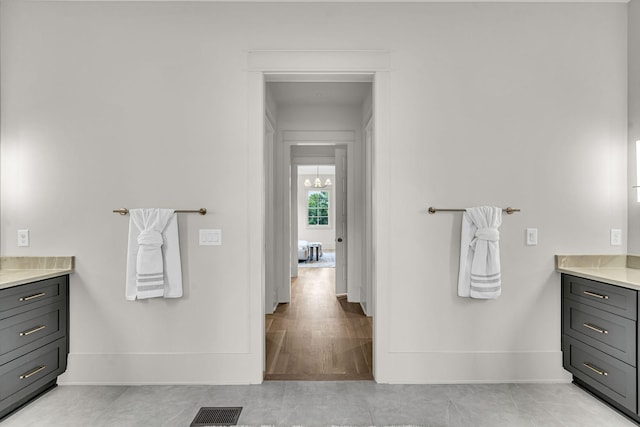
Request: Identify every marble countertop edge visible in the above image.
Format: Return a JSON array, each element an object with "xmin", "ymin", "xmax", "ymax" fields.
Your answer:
[
  {"xmin": 0, "ymin": 256, "xmax": 74, "ymax": 271},
  {"xmin": 555, "ymin": 254, "xmax": 640, "ymax": 290},
  {"xmin": 0, "ymin": 256, "xmax": 74, "ymax": 290}
]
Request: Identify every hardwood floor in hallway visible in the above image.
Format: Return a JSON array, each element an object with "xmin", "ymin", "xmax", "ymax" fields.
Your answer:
[{"xmin": 265, "ymin": 267, "xmax": 373, "ymax": 380}]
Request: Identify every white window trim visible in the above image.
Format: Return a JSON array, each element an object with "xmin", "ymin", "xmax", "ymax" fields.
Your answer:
[{"xmin": 306, "ymin": 189, "xmax": 331, "ymax": 229}]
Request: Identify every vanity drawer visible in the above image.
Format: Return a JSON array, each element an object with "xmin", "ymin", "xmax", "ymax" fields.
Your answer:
[
  {"xmin": 0, "ymin": 338, "xmax": 67, "ymax": 403},
  {"xmin": 562, "ymin": 275, "xmax": 637, "ymax": 320},
  {"xmin": 563, "ymin": 300, "xmax": 636, "ymax": 366},
  {"xmin": 563, "ymin": 335, "xmax": 636, "ymax": 413},
  {"xmin": 0, "ymin": 302, "xmax": 66, "ymax": 365},
  {"xmin": 0, "ymin": 276, "xmax": 66, "ymax": 318}
]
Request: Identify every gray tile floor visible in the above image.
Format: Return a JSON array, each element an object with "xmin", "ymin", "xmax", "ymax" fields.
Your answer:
[{"xmin": 0, "ymin": 382, "xmax": 636, "ymax": 427}]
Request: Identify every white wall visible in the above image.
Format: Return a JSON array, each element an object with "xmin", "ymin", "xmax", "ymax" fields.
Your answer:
[
  {"xmin": 629, "ymin": 0, "xmax": 640, "ymax": 252},
  {"xmin": 0, "ymin": 1, "xmax": 627, "ymax": 384},
  {"xmin": 297, "ymin": 172, "xmax": 336, "ymax": 251}
]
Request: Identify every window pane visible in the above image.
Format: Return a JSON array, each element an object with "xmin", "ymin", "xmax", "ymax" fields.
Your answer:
[{"xmin": 307, "ymin": 190, "xmax": 329, "ymax": 226}]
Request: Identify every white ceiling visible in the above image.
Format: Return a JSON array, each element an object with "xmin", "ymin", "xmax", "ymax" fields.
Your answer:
[
  {"xmin": 52, "ymin": 1, "xmax": 629, "ymax": 3},
  {"xmin": 268, "ymin": 82, "xmax": 372, "ymax": 108}
]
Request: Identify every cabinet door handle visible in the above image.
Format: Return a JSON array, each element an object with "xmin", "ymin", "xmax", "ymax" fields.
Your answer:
[
  {"xmin": 19, "ymin": 365, "xmax": 46, "ymax": 380},
  {"xmin": 19, "ymin": 292, "xmax": 46, "ymax": 302},
  {"xmin": 583, "ymin": 323, "xmax": 608, "ymax": 334},
  {"xmin": 583, "ymin": 290, "xmax": 609, "ymax": 300},
  {"xmin": 19, "ymin": 325, "xmax": 46, "ymax": 337},
  {"xmin": 583, "ymin": 362, "xmax": 608, "ymax": 376}
]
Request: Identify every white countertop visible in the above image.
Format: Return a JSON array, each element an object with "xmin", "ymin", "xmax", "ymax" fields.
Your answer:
[
  {"xmin": 0, "ymin": 257, "xmax": 74, "ymax": 290},
  {"xmin": 555, "ymin": 255, "xmax": 640, "ymax": 290}
]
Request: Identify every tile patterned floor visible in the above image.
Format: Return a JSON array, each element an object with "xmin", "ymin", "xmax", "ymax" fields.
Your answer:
[{"xmin": 1, "ymin": 382, "xmax": 636, "ymax": 427}]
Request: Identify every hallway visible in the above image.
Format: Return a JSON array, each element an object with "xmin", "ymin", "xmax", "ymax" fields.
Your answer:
[{"xmin": 265, "ymin": 268, "xmax": 372, "ymax": 380}]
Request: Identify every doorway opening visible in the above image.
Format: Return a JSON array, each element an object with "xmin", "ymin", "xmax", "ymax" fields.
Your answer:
[
  {"xmin": 297, "ymin": 165, "xmax": 336, "ymax": 270},
  {"xmin": 263, "ymin": 80, "xmax": 374, "ymax": 380}
]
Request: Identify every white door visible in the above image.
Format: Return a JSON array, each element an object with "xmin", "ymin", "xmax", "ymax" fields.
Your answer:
[
  {"xmin": 363, "ymin": 118, "xmax": 373, "ymax": 315},
  {"xmin": 264, "ymin": 116, "xmax": 277, "ymax": 314},
  {"xmin": 335, "ymin": 147, "xmax": 347, "ymax": 295}
]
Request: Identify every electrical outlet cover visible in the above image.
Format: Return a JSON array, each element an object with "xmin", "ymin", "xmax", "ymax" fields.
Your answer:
[
  {"xmin": 199, "ymin": 229, "xmax": 222, "ymax": 246},
  {"xmin": 17, "ymin": 229, "xmax": 29, "ymax": 247},
  {"xmin": 611, "ymin": 229, "xmax": 622, "ymax": 246}
]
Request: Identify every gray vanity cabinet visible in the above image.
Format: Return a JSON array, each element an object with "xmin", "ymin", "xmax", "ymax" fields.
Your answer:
[
  {"xmin": 561, "ymin": 274, "xmax": 640, "ymax": 421},
  {"xmin": 0, "ymin": 275, "xmax": 69, "ymax": 420}
]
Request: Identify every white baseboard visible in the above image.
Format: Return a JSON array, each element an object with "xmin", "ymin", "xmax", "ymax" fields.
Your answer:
[
  {"xmin": 360, "ymin": 301, "xmax": 372, "ymax": 317},
  {"xmin": 375, "ymin": 350, "xmax": 572, "ymax": 384},
  {"xmin": 59, "ymin": 352, "xmax": 261, "ymax": 385},
  {"xmin": 60, "ymin": 350, "xmax": 571, "ymax": 385}
]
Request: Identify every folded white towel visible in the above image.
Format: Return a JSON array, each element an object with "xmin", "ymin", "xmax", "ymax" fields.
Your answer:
[
  {"xmin": 160, "ymin": 214, "xmax": 183, "ymax": 298},
  {"xmin": 125, "ymin": 208, "xmax": 183, "ymax": 300},
  {"xmin": 136, "ymin": 227, "xmax": 165, "ymax": 291},
  {"xmin": 457, "ymin": 206, "xmax": 502, "ymax": 299}
]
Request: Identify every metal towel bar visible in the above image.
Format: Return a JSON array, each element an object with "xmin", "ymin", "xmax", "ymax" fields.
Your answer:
[
  {"xmin": 113, "ymin": 208, "xmax": 207, "ymax": 215},
  {"xmin": 428, "ymin": 207, "xmax": 520, "ymax": 215}
]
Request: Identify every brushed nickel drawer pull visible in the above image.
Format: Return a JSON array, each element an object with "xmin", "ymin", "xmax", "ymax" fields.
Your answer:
[
  {"xmin": 19, "ymin": 292, "xmax": 46, "ymax": 302},
  {"xmin": 583, "ymin": 323, "xmax": 609, "ymax": 334},
  {"xmin": 19, "ymin": 365, "xmax": 46, "ymax": 380},
  {"xmin": 19, "ymin": 325, "xmax": 46, "ymax": 337},
  {"xmin": 583, "ymin": 362, "xmax": 608, "ymax": 376},
  {"xmin": 583, "ymin": 290, "xmax": 609, "ymax": 300}
]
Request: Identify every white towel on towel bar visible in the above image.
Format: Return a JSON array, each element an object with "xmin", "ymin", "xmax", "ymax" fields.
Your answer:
[
  {"xmin": 457, "ymin": 206, "xmax": 502, "ymax": 299},
  {"xmin": 125, "ymin": 208, "xmax": 183, "ymax": 300}
]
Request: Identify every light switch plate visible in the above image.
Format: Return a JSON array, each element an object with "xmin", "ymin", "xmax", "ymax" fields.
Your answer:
[
  {"xmin": 526, "ymin": 228, "xmax": 538, "ymax": 246},
  {"xmin": 611, "ymin": 229, "xmax": 622, "ymax": 246},
  {"xmin": 17, "ymin": 229, "xmax": 29, "ymax": 247},
  {"xmin": 199, "ymin": 229, "xmax": 222, "ymax": 246}
]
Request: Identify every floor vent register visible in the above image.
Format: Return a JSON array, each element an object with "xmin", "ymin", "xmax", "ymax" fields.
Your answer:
[{"xmin": 190, "ymin": 407, "xmax": 243, "ymax": 426}]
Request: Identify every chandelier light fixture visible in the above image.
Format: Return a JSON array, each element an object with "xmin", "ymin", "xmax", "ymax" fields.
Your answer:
[{"xmin": 304, "ymin": 166, "xmax": 332, "ymax": 189}]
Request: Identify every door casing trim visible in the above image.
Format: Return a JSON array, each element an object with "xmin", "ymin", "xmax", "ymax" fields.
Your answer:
[{"xmin": 247, "ymin": 50, "xmax": 390, "ymax": 383}]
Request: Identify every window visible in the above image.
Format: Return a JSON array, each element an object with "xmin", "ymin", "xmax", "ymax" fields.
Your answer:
[{"xmin": 307, "ymin": 191, "xmax": 329, "ymax": 226}]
